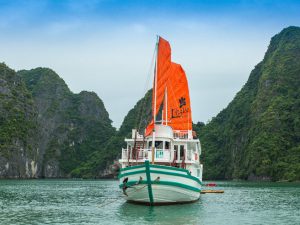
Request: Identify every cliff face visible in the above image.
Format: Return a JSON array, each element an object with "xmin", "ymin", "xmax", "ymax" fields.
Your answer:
[
  {"xmin": 196, "ymin": 26, "xmax": 300, "ymax": 181},
  {"xmin": 17, "ymin": 68, "xmax": 116, "ymax": 178},
  {"xmin": 71, "ymin": 89, "xmax": 152, "ymax": 178},
  {"xmin": 0, "ymin": 63, "xmax": 39, "ymax": 178},
  {"xmin": 0, "ymin": 67, "xmax": 114, "ymax": 178},
  {"xmin": 0, "ymin": 65, "xmax": 116, "ymax": 178}
]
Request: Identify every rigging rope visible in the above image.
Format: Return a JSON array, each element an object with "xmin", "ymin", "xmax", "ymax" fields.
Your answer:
[
  {"xmin": 136, "ymin": 44, "xmax": 157, "ymax": 133},
  {"xmin": 97, "ymin": 184, "xmax": 148, "ymax": 208},
  {"xmin": 131, "ymin": 42, "xmax": 157, "ymax": 163}
]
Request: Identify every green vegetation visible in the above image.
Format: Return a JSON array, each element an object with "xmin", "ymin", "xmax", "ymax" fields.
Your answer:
[
  {"xmin": 19, "ymin": 68, "xmax": 115, "ymax": 177},
  {"xmin": 0, "ymin": 63, "xmax": 37, "ymax": 159},
  {"xmin": 72, "ymin": 89, "xmax": 152, "ymax": 178},
  {"xmin": 195, "ymin": 26, "xmax": 300, "ymax": 181}
]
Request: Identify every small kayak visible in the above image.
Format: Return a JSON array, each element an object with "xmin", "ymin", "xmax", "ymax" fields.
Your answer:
[{"xmin": 205, "ymin": 183, "xmax": 217, "ymax": 187}]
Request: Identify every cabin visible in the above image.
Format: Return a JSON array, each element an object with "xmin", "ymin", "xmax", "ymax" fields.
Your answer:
[{"xmin": 119, "ymin": 124, "xmax": 203, "ymax": 180}]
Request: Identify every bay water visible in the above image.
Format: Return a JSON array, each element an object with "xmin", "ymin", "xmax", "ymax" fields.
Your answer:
[{"xmin": 0, "ymin": 180, "xmax": 299, "ymax": 225}]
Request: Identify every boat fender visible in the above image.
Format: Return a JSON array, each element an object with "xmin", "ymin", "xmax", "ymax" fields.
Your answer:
[
  {"xmin": 135, "ymin": 176, "xmax": 143, "ymax": 185},
  {"xmin": 123, "ymin": 177, "xmax": 129, "ymax": 186},
  {"xmin": 154, "ymin": 176, "xmax": 160, "ymax": 182},
  {"xmin": 122, "ymin": 177, "xmax": 129, "ymax": 196}
]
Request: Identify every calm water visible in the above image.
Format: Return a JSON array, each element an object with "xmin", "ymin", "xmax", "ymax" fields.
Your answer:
[{"xmin": 0, "ymin": 180, "xmax": 299, "ymax": 225}]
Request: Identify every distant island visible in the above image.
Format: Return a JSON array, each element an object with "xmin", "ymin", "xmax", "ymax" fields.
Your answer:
[{"xmin": 0, "ymin": 26, "xmax": 299, "ymax": 181}]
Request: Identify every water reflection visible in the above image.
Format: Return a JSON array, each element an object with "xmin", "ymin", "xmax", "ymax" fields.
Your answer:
[{"xmin": 118, "ymin": 200, "xmax": 204, "ymax": 225}]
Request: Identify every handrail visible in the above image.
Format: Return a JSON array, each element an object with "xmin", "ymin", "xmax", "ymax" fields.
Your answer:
[
  {"xmin": 121, "ymin": 148, "xmax": 197, "ymax": 163},
  {"xmin": 173, "ymin": 130, "xmax": 193, "ymax": 139}
]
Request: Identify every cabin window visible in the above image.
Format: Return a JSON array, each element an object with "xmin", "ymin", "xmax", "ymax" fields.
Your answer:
[
  {"xmin": 187, "ymin": 149, "xmax": 192, "ymax": 160},
  {"xmin": 165, "ymin": 141, "xmax": 170, "ymax": 150},
  {"xmin": 196, "ymin": 143, "xmax": 201, "ymax": 154},
  {"xmin": 180, "ymin": 145, "xmax": 185, "ymax": 160},
  {"xmin": 155, "ymin": 141, "xmax": 163, "ymax": 149},
  {"xmin": 174, "ymin": 145, "xmax": 178, "ymax": 161},
  {"xmin": 174, "ymin": 145, "xmax": 178, "ymax": 151},
  {"xmin": 187, "ymin": 142, "xmax": 195, "ymax": 151},
  {"xmin": 148, "ymin": 141, "xmax": 152, "ymax": 148}
]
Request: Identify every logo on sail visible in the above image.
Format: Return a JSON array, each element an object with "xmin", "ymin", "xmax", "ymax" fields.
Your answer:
[
  {"xmin": 179, "ymin": 97, "xmax": 186, "ymax": 108},
  {"xmin": 171, "ymin": 97, "xmax": 189, "ymax": 118}
]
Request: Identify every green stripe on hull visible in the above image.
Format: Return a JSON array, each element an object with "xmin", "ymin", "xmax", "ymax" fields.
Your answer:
[
  {"xmin": 150, "ymin": 170, "xmax": 202, "ymax": 185},
  {"xmin": 118, "ymin": 169, "xmax": 145, "ymax": 179},
  {"xmin": 145, "ymin": 160, "xmax": 154, "ymax": 205},
  {"xmin": 120, "ymin": 163, "xmax": 189, "ymax": 174},
  {"xmin": 119, "ymin": 180, "xmax": 201, "ymax": 193},
  {"xmin": 119, "ymin": 168, "xmax": 202, "ymax": 185},
  {"xmin": 120, "ymin": 164, "xmax": 145, "ymax": 171},
  {"xmin": 150, "ymin": 164, "xmax": 190, "ymax": 174}
]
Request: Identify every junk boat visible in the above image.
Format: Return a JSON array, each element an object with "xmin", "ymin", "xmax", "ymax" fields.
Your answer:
[{"xmin": 118, "ymin": 36, "xmax": 203, "ymax": 205}]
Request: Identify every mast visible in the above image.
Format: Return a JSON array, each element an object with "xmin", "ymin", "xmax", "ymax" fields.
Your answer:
[
  {"xmin": 188, "ymin": 111, "xmax": 189, "ymax": 131},
  {"xmin": 151, "ymin": 36, "xmax": 159, "ymax": 164},
  {"xmin": 153, "ymin": 35, "xmax": 159, "ymax": 125},
  {"xmin": 165, "ymin": 87, "xmax": 168, "ymax": 126},
  {"xmin": 162, "ymin": 87, "xmax": 167, "ymax": 125}
]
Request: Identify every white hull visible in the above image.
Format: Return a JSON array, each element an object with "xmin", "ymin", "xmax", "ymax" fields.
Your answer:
[
  {"xmin": 125, "ymin": 184, "xmax": 200, "ymax": 204},
  {"xmin": 119, "ymin": 163, "xmax": 201, "ymax": 205}
]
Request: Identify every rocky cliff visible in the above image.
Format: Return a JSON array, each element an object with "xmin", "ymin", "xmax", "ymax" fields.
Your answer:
[
  {"xmin": 18, "ymin": 68, "xmax": 116, "ymax": 178},
  {"xmin": 0, "ymin": 66, "xmax": 115, "ymax": 178},
  {"xmin": 71, "ymin": 89, "xmax": 152, "ymax": 178},
  {"xmin": 196, "ymin": 26, "xmax": 300, "ymax": 181},
  {"xmin": 0, "ymin": 63, "xmax": 39, "ymax": 178}
]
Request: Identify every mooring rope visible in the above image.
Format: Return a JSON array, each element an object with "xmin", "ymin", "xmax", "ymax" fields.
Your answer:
[
  {"xmin": 97, "ymin": 197, "xmax": 123, "ymax": 208},
  {"xmin": 97, "ymin": 180, "xmax": 147, "ymax": 208},
  {"xmin": 130, "ymin": 184, "xmax": 147, "ymax": 191}
]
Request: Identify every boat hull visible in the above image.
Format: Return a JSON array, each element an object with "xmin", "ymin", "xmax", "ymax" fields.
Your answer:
[{"xmin": 119, "ymin": 162, "xmax": 201, "ymax": 205}]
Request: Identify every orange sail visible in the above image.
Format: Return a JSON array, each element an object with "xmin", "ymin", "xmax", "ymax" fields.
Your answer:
[
  {"xmin": 145, "ymin": 37, "xmax": 192, "ymax": 136},
  {"xmin": 164, "ymin": 62, "xmax": 192, "ymax": 131},
  {"xmin": 145, "ymin": 37, "xmax": 171, "ymax": 136},
  {"xmin": 152, "ymin": 37, "xmax": 171, "ymax": 118}
]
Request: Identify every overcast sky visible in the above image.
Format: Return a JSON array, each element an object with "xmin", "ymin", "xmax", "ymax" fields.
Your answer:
[{"xmin": 0, "ymin": 0, "xmax": 300, "ymax": 128}]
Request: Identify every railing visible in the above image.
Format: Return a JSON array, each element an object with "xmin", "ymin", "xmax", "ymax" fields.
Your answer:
[
  {"xmin": 173, "ymin": 130, "xmax": 193, "ymax": 139},
  {"xmin": 120, "ymin": 148, "xmax": 199, "ymax": 163}
]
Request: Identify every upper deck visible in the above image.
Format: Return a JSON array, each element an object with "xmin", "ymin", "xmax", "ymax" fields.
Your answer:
[{"xmin": 119, "ymin": 124, "xmax": 201, "ymax": 167}]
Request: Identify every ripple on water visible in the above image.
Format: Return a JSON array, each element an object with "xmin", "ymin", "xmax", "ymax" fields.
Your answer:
[{"xmin": 0, "ymin": 180, "xmax": 299, "ymax": 225}]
